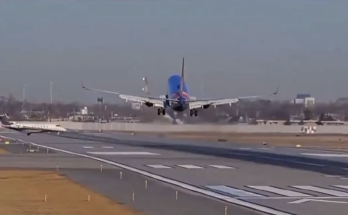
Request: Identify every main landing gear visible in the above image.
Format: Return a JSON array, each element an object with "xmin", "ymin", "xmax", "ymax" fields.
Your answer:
[
  {"xmin": 190, "ymin": 109, "xmax": 198, "ymax": 116},
  {"xmin": 157, "ymin": 108, "xmax": 166, "ymax": 115}
]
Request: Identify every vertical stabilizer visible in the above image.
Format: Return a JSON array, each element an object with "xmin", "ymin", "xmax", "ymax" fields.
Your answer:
[
  {"xmin": 0, "ymin": 114, "xmax": 12, "ymax": 125},
  {"xmin": 179, "ymin": 57, "xmax": 185, "ymax": 96}
]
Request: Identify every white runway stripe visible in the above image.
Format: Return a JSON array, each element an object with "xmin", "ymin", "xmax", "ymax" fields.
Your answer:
[
  {"xmin": 177, "ymin": 165, "xmax": 203, "ymax": 169},
  {"xmin": 82, "ymin": 146, "xmax": 94, "ymax": 149},
  {"xmin": 87, "ymin": 152, "xmax": 159, "ymax": 155},
  {"xmin": 302, "ymin": 153, "xmax": 348, "ymax": 158},
  {"xmin": 102, "ymin": 146, "xmax": 114, "ymax": 149},
  {"xmin": 208, "ymin": 165, "xmax": 235, "ymax": 169},
  {"xmin": 293, "ymin": 186, "xmax": 348, "ymax": 197},
  {"xmin": 334, "ymin": 185, "xmax": 348, "ymax": 190},
  {"xmin": 146, "ymin": 165, "xmax": 171, "ymax": 169},
  {"xmin": 206, "ymin": 185, "xmax": 264, "ymax": 197},
  {"xmin": 247, "ymin": 186, "xmax": 312, "ymax": 197}
]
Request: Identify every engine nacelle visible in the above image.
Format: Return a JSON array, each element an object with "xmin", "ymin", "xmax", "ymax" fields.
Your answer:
[
  {"xmin": 202, "ymin": 104, "xmax": 210, "ymax": 109},
  {"xmin": 145, "ymin": 102, "xmax": 154, "ymax": 107}
]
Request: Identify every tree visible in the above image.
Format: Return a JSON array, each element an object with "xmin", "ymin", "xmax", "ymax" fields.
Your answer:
[{"xmin": 303, "ymin": 108, "xmax": 313, "ymax": 120}]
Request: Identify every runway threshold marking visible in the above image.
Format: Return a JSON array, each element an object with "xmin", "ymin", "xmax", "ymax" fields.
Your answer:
[
  {"xmin": 247, "ymin": 186, "xmax": 312, "ymax": 197},
  {"xmin": 293, "ymin": 186, "xmax": 348, "ymax": 197},
  {"xmin": 0, "ymin": 135, "xmax": 292, "ymax": 215},
  {"xmin": 206, "ymin": 186, "xmax": 264, "ymax": 197}
]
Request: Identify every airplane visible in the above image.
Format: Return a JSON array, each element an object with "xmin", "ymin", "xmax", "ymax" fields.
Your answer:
[
  {"xmin": 82, "ymin": 58, "xmax": 278, "ymax": 116},
  {"xmin": 0, "ymin": 114, "xmax": 67, "ymax": 136}
]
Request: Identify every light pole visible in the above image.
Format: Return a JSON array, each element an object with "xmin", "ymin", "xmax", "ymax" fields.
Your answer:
[{"xmin": 22, "ymin": 84, "xmax": 27, "ymax": 113}]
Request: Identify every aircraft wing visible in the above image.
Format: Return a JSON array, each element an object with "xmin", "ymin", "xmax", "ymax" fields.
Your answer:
[
  {"xmin": 82, "ymin": 82, "xmax": 180, "ymax": 108},
  {"xmin": 81, "ymin": 82, "xmax": 122, "ymax": 95},
  {"xmin": 119, "ymin": 94, "xmax": 168, "ymax": 108},
  {"xmin": 187, "ymin": 86, "xmax": 279, "ymax": 110}
]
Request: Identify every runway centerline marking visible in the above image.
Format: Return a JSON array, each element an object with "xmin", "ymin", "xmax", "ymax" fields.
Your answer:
[
  {"xmin": 0, "ymin": 135, "xmax": 295, "ymax": 215},
  {"xmin": 102, "ymin": 146, "xmax": 114, "ymax": 149},
  {"xmin": 146, "ymin": 165, "xmax": 171, "ymax": 169},
  {"xmin": 177, "ymin": 165, "xmax": 203, "ymax": 169},
  {"xmin": 208, "ymin": 165, "xmax": 235, "ymax": 169},
  {"xmin": 87, "ymin": 151, "xmax": 159, "ymax": 155},
  {"xmin": 82, "ymin": 146, "xmax": 94, "ymax": 149}
]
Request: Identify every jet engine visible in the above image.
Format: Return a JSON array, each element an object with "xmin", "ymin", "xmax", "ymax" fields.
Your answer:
[
  {"xmin": 202, "ymin": 104, "xmax": 210, "ymax": 109},
  {"xmin": 145, "ymin": 102, "xmax": 154, "ymax": 107}
]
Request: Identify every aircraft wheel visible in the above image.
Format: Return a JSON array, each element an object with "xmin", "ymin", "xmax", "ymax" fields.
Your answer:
[
  {"xmin": 162, "ymin": 108, "xmax": 166, "ymax": 115},
  {"xmin": 157, "ymin": 108, "xmax": 161, "ymax": 115},
  {"xmin": 194, "ymin": 109, "xmax": 198, "ymax": 116},
  {"xmin": 189, "ymin": 109, "xmax": 193, "ymax": 116}
]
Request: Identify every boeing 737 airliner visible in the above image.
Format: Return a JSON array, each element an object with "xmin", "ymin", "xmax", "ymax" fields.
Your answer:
[{"xmin": 82, "ymin": 58, "xmax": 278, "ymax": 116}]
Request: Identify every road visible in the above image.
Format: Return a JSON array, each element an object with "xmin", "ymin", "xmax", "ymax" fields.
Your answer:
[{"xmin": 3, "ymin": 131, "xmax": 348, "ymax": 215}]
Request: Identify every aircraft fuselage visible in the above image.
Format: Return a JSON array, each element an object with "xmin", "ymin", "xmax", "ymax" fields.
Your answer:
[{"xmin": 167, "ymin": 74, "xmax": 189, "ymax": 112}]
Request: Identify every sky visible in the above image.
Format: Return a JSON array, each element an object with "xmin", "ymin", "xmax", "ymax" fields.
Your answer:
[{"xmin": 0, "ymin": 0, "xmax": 347, "ymax": 103}]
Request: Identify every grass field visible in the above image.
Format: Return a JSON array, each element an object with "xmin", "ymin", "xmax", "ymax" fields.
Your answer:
[
  {"xmin": 0, "ymin": 147, "xmax": 9, "ymax": 154},
  {"xmin": 0, "ymin": 170, "xmax": 142, "ymax": 215}
]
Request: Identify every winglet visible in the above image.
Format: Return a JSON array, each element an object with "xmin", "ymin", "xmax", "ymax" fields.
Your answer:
[
  {"xmin": 271, "ymin": 85, "xmax": 279, "ymax": 96},
  {"xmin": 81, "ymin": 80, "xmax": 88, "ymax": 90}
]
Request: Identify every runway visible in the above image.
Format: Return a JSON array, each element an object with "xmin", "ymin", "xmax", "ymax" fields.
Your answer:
[{"xmin": 3, "ymin": 131, "xmax": 348, "ymax": 215}]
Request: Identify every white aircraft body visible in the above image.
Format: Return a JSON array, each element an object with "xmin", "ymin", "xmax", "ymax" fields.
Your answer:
[
  {"xmin": 0, "ymin": 114, "xmax": 67, "ymax": 136},
  {"xmin": 82, "ymin": 58, "xmax": 278, "ymax": 116}
]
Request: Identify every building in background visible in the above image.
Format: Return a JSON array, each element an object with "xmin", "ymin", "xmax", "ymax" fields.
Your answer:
[
  {"xmin": 81, "ymin": 106, "xmax": 88, "ymax": 115},
  {"xmin": 294, "ymin": 93, "xmax": 315, "ymax": 107}
]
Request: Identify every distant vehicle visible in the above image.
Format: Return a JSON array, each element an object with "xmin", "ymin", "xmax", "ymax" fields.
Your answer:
[
  {"xmin": 0, "ymin": 114, "xmax": 67, "ymax": 136},
  {"xmin": 82, "ymin": 58, "xmax": 278, "ymax": 116}
]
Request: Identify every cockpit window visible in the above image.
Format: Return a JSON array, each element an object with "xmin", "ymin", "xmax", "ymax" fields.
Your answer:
[{"xmin": 55, "ymin": 125, "xmax": 60, "ymax": 127}]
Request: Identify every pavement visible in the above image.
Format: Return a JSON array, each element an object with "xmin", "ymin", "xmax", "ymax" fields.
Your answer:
[
  {"xmin": 3, "ymin": 131, "xmax": 348, "ymax": 215},
  {"xmin": 0, "ymin": 139, "xmax": 260, "ymax": 215}
]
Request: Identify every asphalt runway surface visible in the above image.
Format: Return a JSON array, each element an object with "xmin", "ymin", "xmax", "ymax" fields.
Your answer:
[
  {"xmin": 0, "ymin": 142, "xmax": 259, "ymax": 215},
  {"xmin": 3, "ymin": 131, "xmax": 348, "ymax": 215}
]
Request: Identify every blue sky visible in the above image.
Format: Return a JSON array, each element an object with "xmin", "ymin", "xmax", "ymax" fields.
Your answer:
[{"xmin": 0, "ymin": 0, "xmax": 347, "ymax": 103}]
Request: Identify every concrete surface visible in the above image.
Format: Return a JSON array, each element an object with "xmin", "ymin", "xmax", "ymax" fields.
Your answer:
[
  {"xmin": 7, "ymin": 121, "xmax": 348, "ymax": 134},
  {"xmin": 4, "ymin": 132, "xmax": 348, "ymax": 215}
]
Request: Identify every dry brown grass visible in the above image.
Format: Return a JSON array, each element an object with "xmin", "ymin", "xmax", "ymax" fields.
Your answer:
[
  {"xmin": 0, "ymin": 170, "xmax": 142, "ymax": 215},
  {"xmin": 0, "ymin": 147, "xmax": 9, "ymax": 154},
  {"xmin": 165, "ymin": 133, "xmax": 348, "ymax": 148}
]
